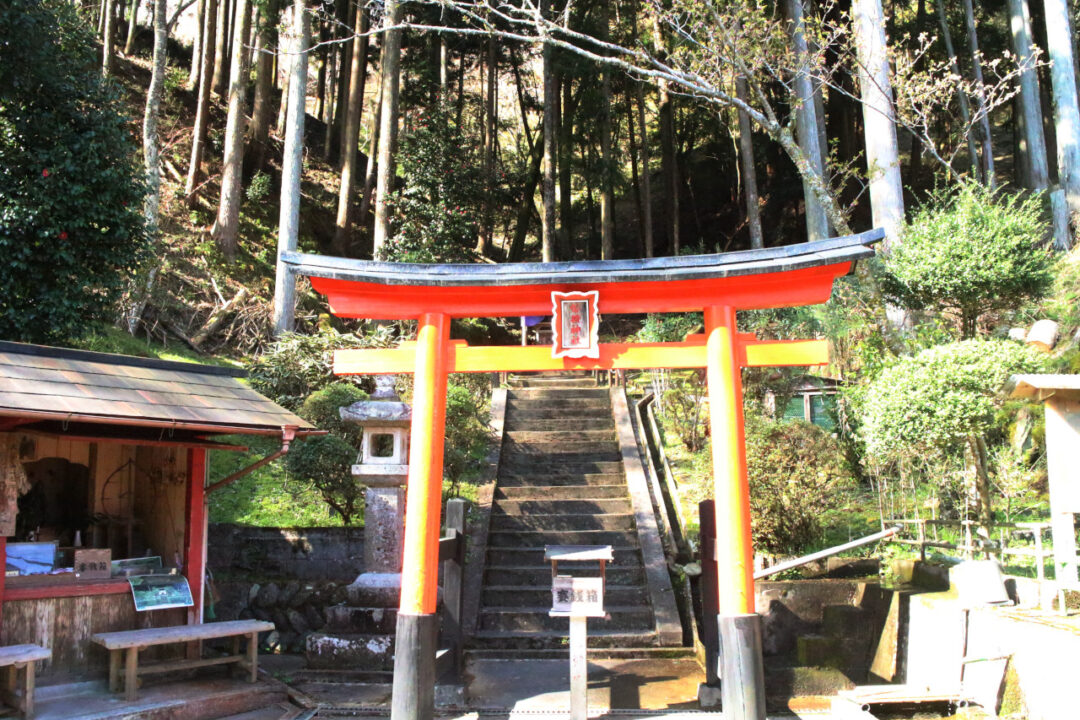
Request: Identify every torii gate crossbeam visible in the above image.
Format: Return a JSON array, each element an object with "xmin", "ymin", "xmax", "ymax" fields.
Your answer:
[{"xmin": 284, "ymin": 229, "xmax": 883, "ymax": 720}]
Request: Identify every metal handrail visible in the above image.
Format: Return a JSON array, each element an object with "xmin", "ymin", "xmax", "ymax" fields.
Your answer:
[{"xmin": 754, "ymin": 525, "xmax": 901, "ymax": 580}]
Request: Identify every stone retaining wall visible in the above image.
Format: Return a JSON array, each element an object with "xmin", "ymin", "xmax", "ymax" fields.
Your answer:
[{"xmin": 208, "ymin": 523, "xmax": 364, "ymax": 582}]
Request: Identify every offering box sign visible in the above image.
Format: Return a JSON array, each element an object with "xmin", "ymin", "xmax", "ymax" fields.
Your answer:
[
  {"xmin": 551, "ymin": 576, "xmax": 605, "ymax": 617},
  {"xmin": 74, "ymin": 549, "xmax": 112, "ymax": 579}
]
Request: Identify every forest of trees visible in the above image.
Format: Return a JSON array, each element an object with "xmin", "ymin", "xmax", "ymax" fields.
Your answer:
[{"xmin": 3, "ymin": 0, "xmax": 1078, "ymax": 345}]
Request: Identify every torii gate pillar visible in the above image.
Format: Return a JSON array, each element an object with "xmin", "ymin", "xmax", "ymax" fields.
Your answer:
[
  {"xmin": 705, "ymin": 306, "xmax": 765, "ymax": 717},
  {"xmin": 391, "ymin": 313, "xmax": 450, "ymax": 720}
]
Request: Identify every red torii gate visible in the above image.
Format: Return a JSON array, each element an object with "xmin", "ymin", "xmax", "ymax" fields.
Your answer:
[{"xmin": 285, "ymin": 229, "xmax": 882, "ymax": 720}]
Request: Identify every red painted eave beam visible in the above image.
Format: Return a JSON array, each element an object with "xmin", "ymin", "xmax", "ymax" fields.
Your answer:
[{"xmin": 309, "ymin": 263, "xmax": 852, "ymax": 320}]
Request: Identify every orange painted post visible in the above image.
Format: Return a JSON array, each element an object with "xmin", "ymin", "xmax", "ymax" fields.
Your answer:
[
  {"xmin": 392, "ymin": 312, "xmax": 450, "ymax": 720},
  {"xmin": 704, "ymin": 305, "xmax": 765, "ymax": 720}
]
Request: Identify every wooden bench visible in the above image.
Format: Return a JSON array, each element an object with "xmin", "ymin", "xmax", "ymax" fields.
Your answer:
[
  {"xmin": 0, "ymin": 644, "xmax": 50, "ymax": 719},
  {"xmin": 90, "ymin": 620, "xmax": 274, "ymax": 701}
]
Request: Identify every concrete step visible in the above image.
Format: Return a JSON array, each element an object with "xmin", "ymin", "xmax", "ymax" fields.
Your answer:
[
  {"xmin": 496, "ymin": 484, "xmax": 628, "ymax": 500},
  {"xmin": 493, "ymin": 498, "xmax": 633, "ymax": 515},
  {"xmin": 508, "ymin": 388, "xmax": 608, "ymax": 400},
  {"xmin": 482, "ymin": 584, "xmax": 649, "ymax": 608},
  {"xmin": 484, "ymin": 546, "xmax": 642, "ymax": 567},
  {"xmin": 488, "ymin": 513, "xmax": 636, "ymax": 532},
  {"xmin": 504, "ymin": 429, "xmax": 615, "ymax": 443},
  {"xmin": 470, "ymin": 629, "xmax": 660, "ymax": 650},
  {"xmin": 504, "ymin": 418, "xmax": 609, "ymax": 432},
  {"xmin": 479, "ymin": 606, "xmax": 655, "ymax": 633},
  {"xmin": 508, "ymin": 396, "xmax": 610, "ymax": 409},
  {"xmin": 488, "ymin": 529, "xmax": 641, "ymax": 548},
  {"xmin": 484, "ymin": 565, "xmax": 646, "ymax": 586},
  {"xmin": 322, "ymin": 605, "xmax": 397, "ymax": 634},
  {"xmin": 496, "ymin": 471, "xmax": 624, "ymax": 486},
  {"xmin": 305, "ymin": 633, "xmax": 395, "ymax": 671}
]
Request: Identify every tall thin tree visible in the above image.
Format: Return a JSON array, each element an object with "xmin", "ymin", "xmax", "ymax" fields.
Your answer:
[
  {"xmin": 333, "ymin": 2, "xmax": 371, "ymax": 252},
  {"xmin": 185, "ymin": 0, "xmax": 217, "ymax": 204},
  {"xmin": 274, "ymin": 0, "xmax": 309, "ymax": 336},
  {"xmin": 211, "ymin": 0, "xmax": 252, "ymax": 261},
  {"xmin": 1009, "ymin": 0, "xmax": 1050, "ymax": 190},
  {"xmin": 783, "ymin": 0, "xmax": 829, "ymax": 242},
  {"xmin": 853, "ymin": 0, "xmax": 906, "ymax": 249},
  {"xmin": 736, "ymin": 75, "xmax": 764, "ymax": 249},
  {"xmin": 126, "ymin": 0, "xmax": 168, "ymax": 333},
  {"xmin": 962, "ymin": 0, "xmax": 996, "ymax": 185},
  {"xmin": 372, "ymin": 0, "xmax": 404, "ymax": 258},
  {"xmin": 935, "ymin": 0, "xmax": 980, "ymax": 177},
  {"xmin": 541, "ymin": 0, "xmax": 558, "ymax": 262},
  {"xmin": 1043, "ymin": 0, "xmax": 1080, "ymax": 219}
]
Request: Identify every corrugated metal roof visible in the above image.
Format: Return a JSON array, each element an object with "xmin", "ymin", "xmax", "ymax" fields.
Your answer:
[{"xmin": 0, "ymin": 342, "xmax": 316, "ymax": 435}]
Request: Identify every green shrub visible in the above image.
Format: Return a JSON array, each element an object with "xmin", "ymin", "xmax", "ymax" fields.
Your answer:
[
  {"xmin": 0, "ymin": 0, "xmax": 148, "ymax": 342},
  {"xmin": 861, "ymin": 339, "xmax": 1047, "ymax": 461},
  {"xmin": 246, "ymin": 171, "xmax": 272, "ymax": 203},
  {"xmin": 287, "ymin": 434, "xmax": 363, "ymax": 525},
  {"xmin": 883, "ymin": 185, "xmax": 1053, "ymax": 337},
  {"xmin": 297, "ymin": 381, "xmax": 367, "ymax": 441},
  {"xmin": 443, "ymin": 382, "xmax": 489, "ymax": 497},
  {"xmin": 745, "ymin": 413, "xmax": 857, "ymax": 554},
  {"xmin": 247, "ymin": 327, "xmax": 390, "ymax": 410},
  {"xmin": 636, "ymin": 313, "xmax": 703, "ymax": 343}
]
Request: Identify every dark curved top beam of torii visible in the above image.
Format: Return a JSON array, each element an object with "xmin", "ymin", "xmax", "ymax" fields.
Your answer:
[{"xmin": 282, "ymin": 229, "xmax": 883, "ymax": 320}]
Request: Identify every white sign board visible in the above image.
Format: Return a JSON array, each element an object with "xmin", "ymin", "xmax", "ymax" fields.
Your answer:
[{"xmin": 551, "ymin": 575, "xmax": 605, "ymax": 617}]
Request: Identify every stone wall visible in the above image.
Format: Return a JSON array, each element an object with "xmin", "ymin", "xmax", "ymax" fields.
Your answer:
[
  {"xmin": 213, "ymin": 579, "xmax": 349, "ymax": 653},
  {"xmin": 208, "ymin": 524, "xmax": 364, "ymax": 582}
]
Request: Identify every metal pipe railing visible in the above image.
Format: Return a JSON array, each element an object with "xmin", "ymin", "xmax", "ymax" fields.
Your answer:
[{"xmin": 754, "ymin": 525, "xmax": 901, "ymax": 580}]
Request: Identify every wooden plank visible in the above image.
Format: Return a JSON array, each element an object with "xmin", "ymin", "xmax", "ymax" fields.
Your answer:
[
  {"xmin": 134, "ymin": 653, "xmax": 243, "ymax": 676},
  {"xmin": 90, "ymin": 620, "xmax": 274, "ymax": 650},
  {"xmin": 0, "ymin": 647, "xmax": 50, "ymax": 666}
]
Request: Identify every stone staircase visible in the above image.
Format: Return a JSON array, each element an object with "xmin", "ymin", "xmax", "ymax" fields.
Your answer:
[{"xmin": 471, "ymin": 374, "xmax": 683, "ymax": 652}]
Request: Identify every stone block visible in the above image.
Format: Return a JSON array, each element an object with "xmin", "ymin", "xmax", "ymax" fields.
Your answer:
[
  {"xmin": 306, "ymin": 633, "xmax": 396, "ymax": 670},
  {"xmin": 697, "ymin": 683, "xmax": 722, "ymax": 708},
  {"xmin": 796, "ymin": 634, "xmax": 837, "ymax": 667}
]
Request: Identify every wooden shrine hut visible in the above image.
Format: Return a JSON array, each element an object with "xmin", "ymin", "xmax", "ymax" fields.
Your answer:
[{"xmin": 0, "ymin": 341, "xmax": 316, "ymax": 682}]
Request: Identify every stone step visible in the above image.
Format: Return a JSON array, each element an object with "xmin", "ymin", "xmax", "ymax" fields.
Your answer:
[
  {"xmin": 322, "ymin": 605, "xmax": 398, "ymax": 634},
  {"xmin": 466, "ymin": 646, "xmax": 696, "ymax": 660},
  {"xmin": 470, "ymin": 629, "xmax": 660, "ymax": 650},
  {"xmin": 479, "ymin": 606, "xmax": 655, "ymax": 633},
  {"xmin": 495, "ymin": 484, "xmax": 628, "ymax": 500},
  {"xmin": 502, "ymin": 441, "xmax": 621, "ymax": 457},
  {"xmin": 508, "ymin": 388, "xmax": 609, "ymax": 400},
  {"xmin": 489, "ymin": 513, "xmax": 636, "ymax": 533},
  {"xmin": 306, "ymin": 632, "xmax": 395, "ymax": 670},
  {"xmin": 496, "ymin": 471, "xmax": 624, "ymax": 486},
  {"xmin": 508, "ymin": 396, "xmax": 610, "ymax": 409},
  {"xmin": 482, "ymin": 584, "xmax": 649, "ymax": 608},
  {"xmin": 505, "ymin": 406, "xmax": 611, "ymax": 420},
  {"xmin": 484, "ymin": 565, "xmax": 646, "ymax": 586},
  {"xmin": 504, "ymin": 418, "xmax": 608, "ymax": 432},
  {"xmin": 504, "ymin": 429, "xmax": 615, "ymax": 443},
  {"xmin": 493, "ymin": 498, "xmax": 633, "ymax": 515},
  {"xmin": 511, "ymin": 376, "xmax": 599, "ymax": 388},
  {"xmin": 484, "ymin": 546, "xmax": 642, "ymax": 567},
  {"xmin": 488, "ymin": 529, "xmax": 641, "ymax": 548},
  {"xmin": 503, "ymin": 455, "xmax": 626, "ymax": 472}
]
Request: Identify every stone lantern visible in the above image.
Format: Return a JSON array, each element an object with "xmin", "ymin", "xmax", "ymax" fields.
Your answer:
[{"xmin": 340, "ymin": 375, "xmax": 410, "ymax": 598}]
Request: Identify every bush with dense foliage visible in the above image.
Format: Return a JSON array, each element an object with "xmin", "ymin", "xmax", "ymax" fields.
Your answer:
[
  {"xmin": 744, "ymin": 413, "xmax": 857, "ymax": 554},
  {"xmin": 287, "ymin": 382, "xmax": 369, "ymax": 525},
  {"xmin": 247, "ymin": 326, "xmax": 391, "ymax": 410},
  {"xmin": 861, "ymin": 339, "xmax": 1046, "ymax": 529},
  {"xmin": 883, "ymin": 185, "xmax": 1053, "ymax": 337},
  {"xmin": 861, "ymin": 339, "xmax": 1046, "ymax": 461},
  {"xmin": 0, "ymin": 0, "xmax": 148, "ymax": 343}
]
